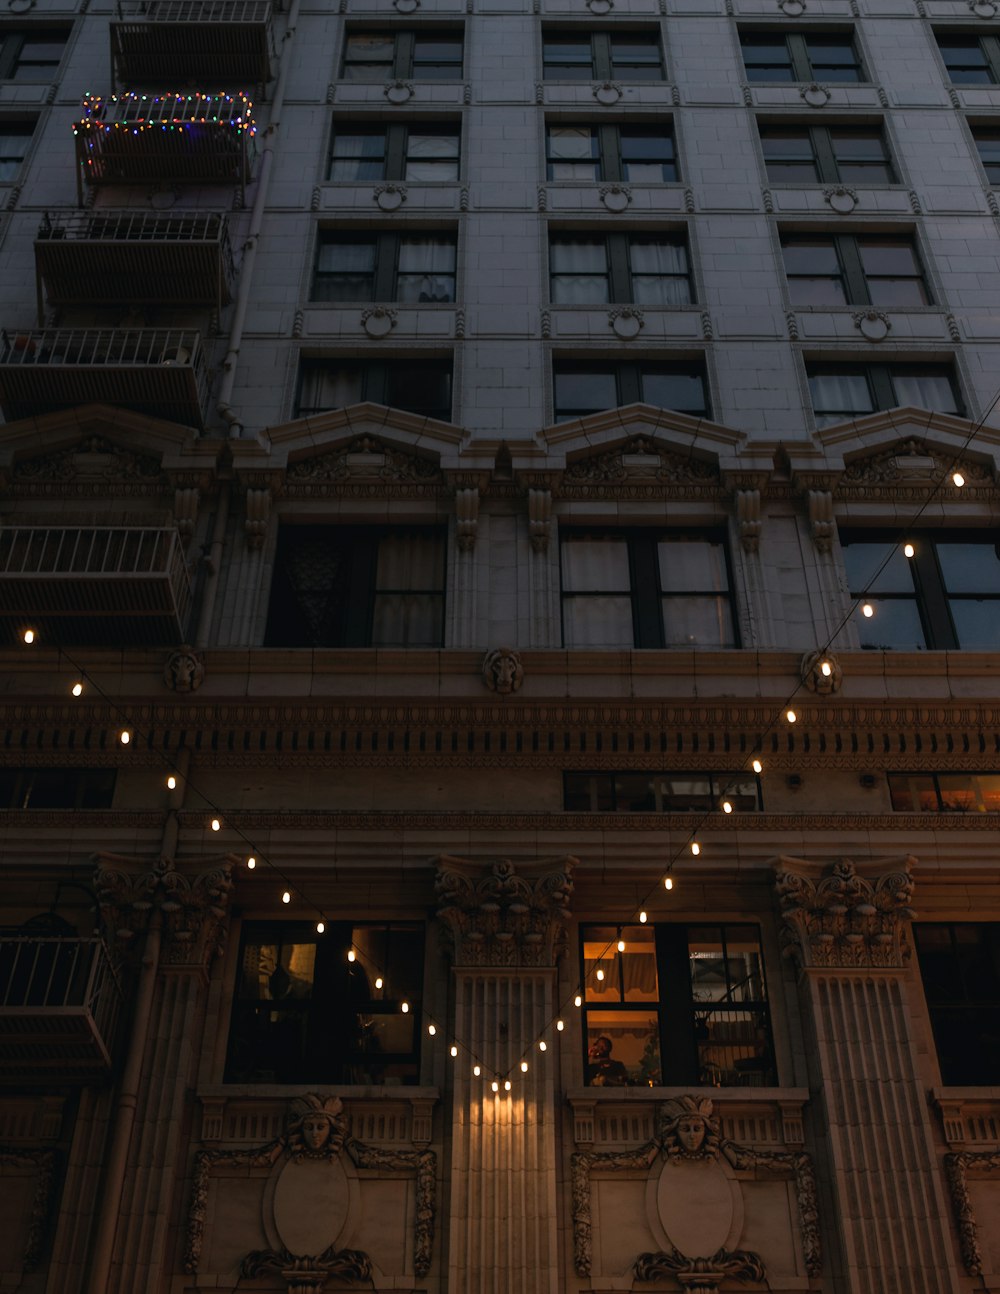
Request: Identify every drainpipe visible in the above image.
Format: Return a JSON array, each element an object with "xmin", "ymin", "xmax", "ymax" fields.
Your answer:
[
  {"xmin": 216, "ymin": 0, "xmax": 300, "ymax": 439},
  {"xmin": 194, "ymin": 471, "xmax": 231, "ymax": 648}
]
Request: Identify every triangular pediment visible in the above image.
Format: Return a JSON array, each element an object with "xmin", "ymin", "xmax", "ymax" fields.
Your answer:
[
  {"xmin": 260, "ymin": 403, "xmax": 464, "ymax": 464},
  {"xmin": 540, "ymin": 404, "xmax": 744, "ymax": 471}
]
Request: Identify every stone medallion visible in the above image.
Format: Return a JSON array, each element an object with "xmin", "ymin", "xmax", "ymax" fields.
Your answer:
[
  {"xmin": 266, "ymin": 1153, "xmax": 356, "ymax": 1257},
  {"xmin": 652, "ymin": 1155, "xmax": 743, "ymax": 1258}
]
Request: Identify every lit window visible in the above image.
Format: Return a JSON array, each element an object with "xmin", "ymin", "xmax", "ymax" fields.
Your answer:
[
  {"xmin": 564, "ymin": 771, "xmax": 761, "ymax": 812},
  {"xmin": 759, "ymin": 123, "xmax": 894, "ymax": 184},
  {"xmin": 915, "ymin": 924, "xmax": 1000, "ymax": 1085},
  {"xmin": 312, "ymin": 231, "xmax": 456, "ymax": 303},
  {"xmin": 546, "ymin": 123, "xmax": 678, "ymax": 183},
  {"xmin": 553, "ymin": 359, "xmax": 708, "ymax": 422},
  {"xmin": 328, "ymin": 121, "xmax": 460, "ymax": 182},
  {"xmin": 888, "ymin": 772, "xmax": 1000, "ymax": 813},
  {"xmin": 296, "ymin": 357, "xmax": 453, "ymax": 421},
  {"xmin": 550, "ymin": 233, "xmax": 692, "ymax": 306},
  {"xmin": 342, "ymin": 29, "xmax": 463, "ymax": 80},
  {"xmin": 807, "ymin": 362, "xmax": 961, "ymax": 428},
  {"xmin": 782, "ymin": 233, "xmax": 929, "ymax": 307},
  {"xmin": 542, "ymin": 30, "xmax": 664, "ymax": 81},
  {"xmin": 741, "ymin": 30, "xmax": 863, "ymax": 83}
]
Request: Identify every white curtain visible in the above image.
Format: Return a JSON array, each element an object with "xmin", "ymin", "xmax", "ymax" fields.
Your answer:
[
  {"xmin": 550, "ymin": 239, "xmax": 608, "ymax": 304},
  {"xmin": 396, "ymin": 238, "xmax": 456, "ymax": 302}
]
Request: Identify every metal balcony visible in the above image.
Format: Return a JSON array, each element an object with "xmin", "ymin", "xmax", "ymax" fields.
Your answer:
[
  {"xmin": 0, "ymin": 526, "xmax": 193, "ymax": 645},
  {"xmin": 0, "ymin": 327, "xmax": 210, "ymax": 427},
  {"xmin": 0, "ymin": 937, "xmax": 122, "ymax": 1078},
  {"xmin": 111, "ymin": 0, "xmax": 276, "ymax": 86},
  {"xmin": 73, "ymin": 92, "xmax": 256, "ymax": 203},
  {"xmin": 34, "ymin": 211, "xmax": 235, "ymax": 322}
]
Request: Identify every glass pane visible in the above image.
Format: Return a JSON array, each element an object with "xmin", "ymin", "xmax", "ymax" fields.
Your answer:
[
  {"xmin": 384, "ymin": 363, "xmax": 452, "ymax": 419},
  {"xmin": 621, "ymin": 925, "xmax": 658, "ymax": 1001},
  {"xmin": 658, "ymin": 776, "xmax": 711, "ymax": 811},
  {"xmin": 586, "ymin": 1009, "xmax": 660, "ymax": 1085},
  {"xmin": 620, "ymin": 130, "xmax": 673, "ymax": 160},
  {"xmin": 584, "ymin": 928, "xmax": 620, "ymax": 1001},
  {"xmin": 373, "ymin": 592, "xmax": 444, "ymax": 646},
  {"xmin": 789, "ymin": 277, "xmax": 848, "ymax": 307},
  {"xmin": 641, "ymin": 370, "xmax": 706, "ymax": 415},
  {"xmin": 550, "ymin": 238, "xmax": 607, "ymax": 272},
  {"xmin": 562, "ymin": 535, "xmax": 629, "ymax": 590},
  {"xmin": 937, "ymin": 774, "xmax": 984, "ymax": 813},
  {"xmin": 564, "ymin": 772, "xmax": 613, "ymax": 811},
  {"xmin": 858, "ymin": 240, "xmax": 919, "ymax": 276},
  {"xmin": 548, "ymin": 126, "xmax": 597, "ymax": 159},
  {"xmin": 632, "ymin": 276, "xmax": 691, "ymax": 306},
  {"xmin": 783, "ymin": 240, "xmax": 840, "ymax": 275},
  {"xmin": 867, "ymin": 279, "xmax": 928, "ymax": 306},
  {"xmin": 658, "ymin": 537, "xmax": 729, "ymax": 592},
  {"xmin": 239, "ymin": 941, "xmax": 316, "ymax": 1000},
  {"xmin": 662, "ymin": 595, "xmax": 736, "ymax": 647},
  {"xmin": 562, "ymin": 596, "xmax": 634, "ymax": 646},
  {"xmin": 554, "ymin": 368, "xmax": 617, "ymax": 418},
  {"xmin": 977, "ymin": 775, "xmax": 1000, "ymax": 811},
  {"xmin": 614, "ymin": 774, "xmax": 657, "ymax": 812},
  {"xmin": 808, "ymin": 369, "xmax": 873, "ymax": 416},
  {"xmin": 887, "ymin": 773, "xmax": 938, "ymax": 812},
  {"xmin": 842, "ymin": 541, "xmax": 913, "ymax": 594},
  {"xmin": 890, "ymin": 370, "xmax": 959, "ymax": 414},
  {"xmin": 376, "ymin": 531, "xmax": 444, "ymax": 591},
  {"xmin": 950, "ymin": 599, "xmax": 1000, "ymax": 649},
  {"xmin": 855, "ymin": 597, "xmax": 926, "ymax": 649},
  {"xmin": 937, "ymin": 542, "xmax": 1000, "ymax": 594}
]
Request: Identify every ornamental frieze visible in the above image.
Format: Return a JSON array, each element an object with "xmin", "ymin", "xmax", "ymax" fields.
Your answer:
[{"xmin": 281, "ymin": 433, "xmax": 448, "ymax": 499}]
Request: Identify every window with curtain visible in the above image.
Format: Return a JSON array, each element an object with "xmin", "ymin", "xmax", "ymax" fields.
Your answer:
[
  {"xmin": 888, "ymin": 772, "xmax": 1000, "ymax": 813},
  {"xmin": 549, "ymin": 233, "xmax": 692, "ymax": 305},
  {"xmin": 296, "ymin": 358, "xmax": 453, "ymax": 421},
  {"xmin": 560, "ymin": 529, "xmax": 736, "ymax": 649},
  {"xmin": 542, "ymin": 30, "xmax": 664, "ymax": 80},
  {"xmin": 312, "ymin": 231, "xmax": 457, "ymax": 303},
  {"xmin": 342, "ymin": 29, "xmax": 464, "ymax": 80},
  {"xmin": 545, "ymin": 123, "xmax": 678, "ymax": 183},
  {"xmin": 552, "ymin": 360, "xmax": 708, "ymax": 422},
  {"xmin": 782, "ymin": 233, "xmax": 929, "ymax": 307},
  {"xmin": 581, "ymin": 924, "xmax": 774, "ymax": 1087},
  {"xmin": 914, "ymin": 924, "xmax": 1000, "ymax": 1084},
  {"xmin": 328, "ymin": 121, "xmax": 460, "ymax": 182},
  {"xmin": 806, "ymin": 362, "xmax": 961, "ymax": 428}
]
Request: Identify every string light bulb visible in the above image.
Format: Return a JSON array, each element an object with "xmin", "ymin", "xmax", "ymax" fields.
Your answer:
[
  {"xmin": 428, "ymin": 1023, "xmax": 436, "ymax": 1036},
  {"xmin": 520, "ymin": 1061, "xmax": 528, "ymax": 1073},
  {"xmin": 504, "ymin": 1079, "xmax": 512, "ymax": 1091},
  {"xmin": 282, "ymin": 891, "xmax": 291, "ymax": 904},
  {"xmin": 639, "ymin": 910, "xmax": 647, "ymax": 923},
  {"xmin": 752, "ymin": 759, "xmax": 763, "ymax": 774},
  {"xmin": 375, "ymin": 976, "xmax": 383, "ymax": 990},
  {"xmin": 556, "ymin": 1019, "xmax": 564, "ymax": 1031},
  {"xmin": 904, "ymin": 542, "xmax": 915, "ymax": 558},
  {"xmin": 473, "ymin": 1064, "xmax": 481, "ymax": 1076},
  {"xmin": 401, "ymin": 1001, "xmax": 410, "ymax": 1014},
  {"xmin": 210, "ymin": 817, "xmax": 221, "ymax": 832},
  {"xmin": 347, "ymin": 950, "xmax": 356, "ymax": 962},
  {"xmin": 539, "ymin": 1040, "xmax": 547, "ymax": 1051},
  {"xmin": 722, "ymin": 800, "xmax": 733, "ymax": 813},
  {"xmin": 450, "ymin": 1045, "xmax": 458, "ymax": 1058},
  {"xmin": 665, "ymin": 876, "xmax": 674, "ymax": 890},
  {"xmin": 22, "ymin": 629, "xmax": 35, "ymax": 644},
  {"xmin": 786, "ymin": 709, "xmax": 797, "ymax": 723},
  {"xmin": 246, "ymin": 856, "xmax": 256, "ymax": 869},
  {"xmin": 952, "ymin": 470, "xmax": 965, "ymax": 488},
  {"xmin": 491, "ymin": 1079, "xmax": 499, "ymax": 1093},
  {"xmin": 820, "ymin": 660, "xmax": 832, "ymax": 677},
  {"xmin": 167, "ymin": 775, "xmax": 177, "ymax": 790},
  {"xmin": 71, "ymin": 681, "xmax": 83, "ymax": 697},
  {"xmin": 862, "ymin": 603, "xmax": 874, "ymax": 618},
  {"xmin": 574, "ymin": 994, "xmax": 582, "ymax": 1008},
  {"xmin": 120, "ymin": 729, "xmax": 131, "ymax": 744},
  {"xmin": 617, "ymin": 935, "xmax": 626, "ymax": 953},
  {"xmin": 690, "ymin": 841, "xmax": 701, "ymax": 856},
  {"xmin": 595, "ymin": 967, "xmax": 605, "ymax": 981},
  {"xmin": 316, "ymin": 921, "xmax": 324, "ymax": 934}
]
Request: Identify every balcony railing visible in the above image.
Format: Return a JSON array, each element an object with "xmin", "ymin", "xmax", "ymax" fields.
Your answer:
[
  {"xmin": 0, "ymin": 526, "xmax": 193, "ymax": 645},
  {"xmin": 0, "ymin": 937, "xmax": 122, "ymax": 1077},
  {"xmin": 111, "ymin": 0, "xmax": 276, "ymax": 85},
  {"xmin": 34, "ymin": 211, "xmax": 235, "ymax": 320},
  {"xmin": 73, "ymin": 93, "xmax": 256, "ymax": 203},
  {"xmin": 0, "ymin": 327, "xmax": 210, "ymax": 427}
]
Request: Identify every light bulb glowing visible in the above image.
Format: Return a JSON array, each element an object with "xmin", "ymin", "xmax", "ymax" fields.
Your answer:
[
  {"xmin": 210, "ymin": 817, "xmax": 221, "ymax": 832},
  {"xmin": 167, "ymin": 775, "xmax": 176, "ymax": 789},
  {"xmin": 504, "ymin": 1079, "xmax": 512, "ymax": 1091},
  {"xmin": 820, "ymin": 660, "xmax": 832, "ymax": 677},
  {"xmin": 375, "ymin": 976, "xmax": 383, "ymax": 990},
  {"xmin": 639, "ymin": 910, "xmax": 647, "ymax": 923},
  {"xmin": 574, "ymin": 994, "xmax": 582, "ymax": 1008},
  {"xmin": 428, "ymin": 1023, "xmax": 436, "ymax": 1036},
  {"xmin": 22, "ymin": 629, "xmax": 35, "ymax": 644},
  {"xmin": 347, "ymin": 950, "xmax": 356, "ymax": 962},
  {"xmin": 401, "ymin": 1001, "xmax": 410, "ymax": 1014},
  {"xmin": 491, "ymin": 1079, "xmax": 499, "ymax": 1093},
  {"xmin": 617, "ymin": 938, "xmax": 625, "ymax": 953},
  {"xmin": 786, "ymin": 709, "xmax": 796, "ymax": 724},
  {"xmin": 752, "ymin": 759, "xmax": 763, "ymax": 774},
  {"xmin": 316, "ymin": 921, "xmax": 325, "ymax": 933},
  {"xmin": 722, "ymin": 800, "xmax": 733, "ymax": 814},
  {"xmin": 71, "ymin": 682, "xmax": 83, "ymax": 697},
  {"xmin": 520, "ymin": 1060, "xmax": 528, "ymax": 1072},
  {"xmin": 539, "ymin": 1040, "xmax": 547, "ymax": 1051},
  {"xmin": 556, "ymin": 1019, "xmax": 564, "ymax": 1031},
  {"xmin": 246, "ymin": 856, "xmax": 256, "ymax": 869},
  {"xmin": 691, "ymin": 842, "xmax": 701, "ymax": 856},
  {"xmin": 904, "ymin": 542, "xmax": 915, "ymax": 558},
  {"xmin": 473, "ymin": 1064, "xmax": 481, "ymax": 1077},
  {"xmin": 120, "ymin": 729, "xmax": 131, "ymax": 744},
  {"xmin": 450, "ymin": 1045, "xmax": 458, "ymax": 1058},
  {"xmin": 595, "ymin": 968, "xmax": 605, "ymax": 982},
  {"xmin": 282, "ymin": 891, "xmax": 290, "ymax": 904},
  {"xmin": 862, "ymin": 603, "xmax": 874, "ymax": 618},
  {"xmin": 953, "ymin": 471, "xmax": 965, "ymax": 488}
]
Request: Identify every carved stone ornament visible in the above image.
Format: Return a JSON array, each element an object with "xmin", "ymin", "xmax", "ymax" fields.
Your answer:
[
  {"xmin": 823, "ymin": 185, "xmax": 857, "ymax": 214},
  {"xmin": 599, "ymin": 182, "xmax": 631, "ymax": 211},
  {"xmin": 11, "ymin": 434, "xmax": 163, "ymax": 494},
  {"xmin": 482, "ymin": 647, "xmax": 524, "ymax": 695},
  {"xmin": 563, "ymin": 436, "xmax": 720, "ymax": 494},
  {"xmin": 361, "ymin": 305, "xmax": 397, "ymax": 338},
  {"xmin": 0, "ymin": 1148, "xmax": 55, "ymax": 1271},
  {"xmin": 945, "ymin": 1150, "xmax": 1000, "ymax": 1275},
  {"xmin": 593, "ymin": 81, "xmax": 622, "ymax": 105},
  {"xmin": 173, "ymin": 486, "xmax": 199, "ymax": 542},
  {"xmin": 95, "ymin": 856, "xmax": 234, "ymax": 967},
  {"xmin": 455, "ymin": 485, "xmax": 479, "ymax": 551},
  {"xmin": 799, "ymin": 648, "xmax": 842, "ymax": 695},
  {"xmin": 163, "ymin": 646, "xmax": 205, "ymax": 693},
  {"xmin": 853, "ymin": 309, "xmax": 890, "ymax": 342},
  {"xmin": 778, "ymin": 0, "xmax": 805, "ymax": 12},
  {"xmin": 800, "ymin": 82, "xmax": 831, "ymax": 107},
  {"xmin": 736, "ymin": 488, "xmax": 761, "ymax": 553},
  {"xmin": 435, "ymin": 855, "xmax": 576, "ymax": 967},
  {"xmin": 587, "ymin": 0, "xmax": 613, "ymax": 11},
  {"xmin": 394, "ymin": 0, "xmax": 419, "ymax": 10},
  {"xmin": 572, "ymin": 1095, "xmax": 821, "ymax": 1282},
  {"xmin": 286, "ymin": 434, "xmax": 441, "ymax": 493},
  {"xmin": 609, "ymin": 306, "xmax": 644, "ymax": 338},
  {"xmin": 186, "ymin": 1092, "xmax": 436, "ymax": 1285},
  {"xmin": 807, "ymin": 489, "xmax": 834, "ymax": 552},
  {"xmin": 528, "ymin": 486, "xmax": 552, "ymax": 552},
  {"xmin": 373, "ymin": 183, "xmax": 407, "ymax": 211},
  {"xmin": 774, "ymin": 856, "xmax": 916, "ymax": 969},
  {"xmin": 841, "ymin": 437, "xmax": 994, "ymax": 493},
  {"xmin": 970, "ymin": 0, "xmax": 998, "ymax": 17},
  {"xmin": 384, "ymin": 79, "xmax": 413, "ymax": 104},
  {"xmin": 8, "ymin": 0, "xmax": 36, "ymax": 11}
]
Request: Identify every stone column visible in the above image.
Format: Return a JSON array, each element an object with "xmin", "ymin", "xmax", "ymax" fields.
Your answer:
[
  {"xmin": 436, "ymin": 856, "xmax": 576, "ymax": 1294},
  {"xmin": 773, "ymin": 856, "xmax": 959, "ymax": 1294}
]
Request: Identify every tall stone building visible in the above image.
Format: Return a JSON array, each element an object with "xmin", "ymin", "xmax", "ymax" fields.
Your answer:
[{"xmin": 1, "ymin": 1, "xmax": 1000, "ymax": 1292}]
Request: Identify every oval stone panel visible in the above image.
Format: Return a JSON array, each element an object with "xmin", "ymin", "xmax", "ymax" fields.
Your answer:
[
  {"xmin": 273, "ymin": 1156, "xmax": 350, "ymax": 1257},
  {"xmin": 655, "ymin": 1157, "xmax": 735, "ymax": 1257}
]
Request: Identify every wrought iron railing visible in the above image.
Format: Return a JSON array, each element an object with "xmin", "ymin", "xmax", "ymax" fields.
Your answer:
[{"xmin": 120, "ymin": 0, "xmax": 273, "ymax": 22}]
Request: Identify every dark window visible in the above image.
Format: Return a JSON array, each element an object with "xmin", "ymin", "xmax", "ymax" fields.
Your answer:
[
  {"xmin": 842, "ymin": 531, "xmax": 1000, "ymax": 650},
  {"xmin": 971, "ymin": 124, "xmax": 1000, "ymax": 182},
  {"xmin": 564, "ymin": 771, "xmax": 761, "ymax": 812},
  {"xmin": 0, "ymin": 767, "xmax": 116, "ymax": 809},
  {"xmin": 296, "ymin": 357, "xmax": 453, "ymax": 421},
  {"xmin": 542, "ymin": 31, "xmax": 664, "ymax": 81},
  {"xmin": 328, "ymin": 121, "xmax": 460, "ymax": 182},
  {"xmin": 550, "ymin": 232, "xmax": 692, "ymax": 306},
  {"xmin": 888, "ymin": 772, "xmax": 1000, "ymax": 813},
  {"xmin": 553, "ymin": 359, "xmax": 708, "ymax": 422},
  {"xmin": 546, "ymin": 122, "xmax": 678, "ymax": 182},
  {"xmin": 581, "ymin": 923, "xmax": 774, "ymax": 1087},
  {"xmin": 265, "ymin": 525, "xmax": 446, "ymax": 648},
  {"xmin": 782, "ymin": 233, "xmax": 929, "ymax": 307},
  {"xmin": 741, "ymin": 30, "xmax": 863, "ymax": 82},
  {"xmin": 0, "ymin": 27, "xmax": 69, "ymax": 81},
  {"xmin": 937, "ymin": 33, "xmax": 1000, "ymax": 85},
  {"xmin": 915, "ymin": 923, "xmax": 1000, "ymax": 1085},
  {"xmin": 342, "ymin": 29, "xmax": 463, "ymax": 80},
  {"xmin": 312, "ymin": 230, "xmax": 456, "ymax": 303},
  {"xmin": 759, "ymin": 123, "xmax": 894, "ymax": 184},
  {"xmin": 225, "ymin": 921, "xmax": 425, "ymax": 1084},
  {"xmin": 560, "ymin": 529, "xmax": 736, "ymax": 648},
  {"xmin": 0, "ymin": 119, "xmax": 33, "ymax": 181},
  {"xmin": 807, "ymin": 362, "xmax": 961, "ymax": 428}
]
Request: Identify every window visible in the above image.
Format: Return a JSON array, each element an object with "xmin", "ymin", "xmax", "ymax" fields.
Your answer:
[
  {"xmin": 759, "ymin": 123, "xmax": 894, "ymax": 184},
  {"xmin": 0, "ymin": 767, "xmax": 116, "ymax": 809},
  {"xmin": 565, "ymin": 771, "xmax": 762, "ymax": 812},
  {"xmin": 0, "ymin": 119, "xmax": 33, "ymax": 181},
  {"xmin": 225, "ymin": 921, "xmax": 425, "ymax": 1084},
  {"xmin": 265, "ymin": 525, "xmax": 446, "ymax": 648},
  {"xmin": 915, "ymin": 924, "xmax": 1000, "ymax": 1085},
  {"xmin": 971, "ymin": 124, "xmax": 1000, "ymax": 182},
  {"xmin": 888, "ymin": 772, "xmax": 1000, "ymax": 813},
  {"xmin": 781, "ymin": 233, "xmax": 929, "ymax": 307},
  {"xmin": 312, "ymin": 231, "xmax": 456, "ymax": 303},
  {"xmin": 341, "ymin": 29, "xmax": 463, "ymax": 80},
  {"xmin": 328, "ymin": 121, "xmax": 460, "ymax": 182},
  {"xmin": 937, "ymin": 33, "xmax": 1000, "ymax": 85},
  {"xmin": 807, "ymin": 362, "xmax": 961, "ymax": 428},
  {"xmin": 741, "ymin": 30, "xmax": 863, "ymax": 82},
  {"xmin": 581, "ymin": 923, "xmax": 774, "ymax": 1087},
  {"xmin": 0, "ymin": 27, "xmax": 69, "ymax": 81},
  {"xmin": 297, "ymin": 357, "xmax": 453, "ymax": 421},
  {"xmin": 542, "ymin": 31, "xmax": 664, "ymax": 81},
  {"xmin": 553, "ymin": 360, "xmax": 708, "ymax": 422},
  {"xmin": 842, "ymin": 531, "xmax": 1000, "ymax": 650},
  {"xmin": 546, "ymin": 123, "xmax": 678, "ymax": 183},
  {"xmin": 560, "ymin": 529, "xmax": 736, "ymax": 648},
  {"xmin": 550, "ymin": 233, "xmax": 692, "ymax": 306}
]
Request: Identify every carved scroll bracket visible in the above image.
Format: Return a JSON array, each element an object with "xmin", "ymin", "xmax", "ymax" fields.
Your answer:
[
  {"xmin": 245, "ymin": 486, "xmax": 272, "ymax": 550},
  {"xmin": 807, "ymin": 489, "xmax": 834, "ymax": 552},
  {"xmin": 735, "ymin": 488, "xmax": 761, "ymax": 553},
  {"xmin": 455, "ymin": 486, "xmax": 479, "ymax": 551},
  {"xmin": 527, "ymin": 486, "xmax": 552, "ymax": 552}
]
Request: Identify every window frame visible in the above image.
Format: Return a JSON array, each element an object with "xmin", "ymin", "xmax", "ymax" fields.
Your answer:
[
  {"xmin": 758, "ymin": 121, "xmax": 896, "ymax": 185},
  {"xmin": 311, "ymin": 228, "xmax": 458, "ymax": 304},
  {"xmin": 0, "ymin": 767, "xmax": 116, "ymax": 809},
  {"xmin": 548, "ymin": 231, "xmax": 694, "ymax": 306},
  {"xmin": 888, "ymin": 771, "xmax": 1000, "ymax": 813},
  {"xmin": 564, "ymin": 771, "xmax": 763, "ymax": 812},
  {"xmin": 552, "ymin": 358, "xmax": 710, "ymax": 422},
  {"xmin": 327, "ymin": 120, "xmax": 461, "ymax": 183},
  {"xmin": 969, "ymin": 121, "xmax": 1000, "ymax": 183},
  {"xmin": 545, "ymin": 121, "xmax": 679, "ymax": 183},
  {"xmin": 541, "ymin": 29, "xmax": 665, "ymax": 81},
  {"xmin": 0, "ymin": 116, "xmax": 34, "ymax": 182},
  {"xmin": 936, "ymin": 31, "xmax": 1000, "ymax": 85},
  {"xmin": 296, "ymin": 356, "xmax": 454, "ymax": 422},
  {"xmin": 806, "ymin": 361, "xmax": 963, "ymax": 427},
  {"xmin": 341, "ymin": 28, "xmax": 465, "ymax": 81},
  {"xmin": 914, "ymin": 922, "xmax": 1000, "ymax": 1086},
  {"xmin": 780, "ymin": 231, "xmax": 931, "ymax": 307},
  {"xmin": 0, "ymin": 26, "xmax": 70, "ymax": 82},
  {"xmin": 740, "ymin": 29, "xmax": 865, "ymax": 84}
]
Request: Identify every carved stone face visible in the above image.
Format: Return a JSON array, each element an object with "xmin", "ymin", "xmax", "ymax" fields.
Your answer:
[
  {"xmin": 676, "ymin": 1116, "xmax": 706, "ymax": 1153},
  {"xmin": 300, "ymin": 1115, "xmax": 331, "ymax": 1151}
]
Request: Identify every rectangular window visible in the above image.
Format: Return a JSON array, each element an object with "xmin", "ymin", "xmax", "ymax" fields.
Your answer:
[
  {"xmin": 560, "ymin": 529, "xmax": 736, "ymax": 649},
  {"xmin": 542, "ymin": 31, "xmax": 664, "ymax": 81},
  {"xmin": 265, "ymin": 525, "xmax": 446, "ymax": 649},
  {"xmin": 888, "ymin": 772, "xmax": 1000, "ymax": 813},
  {"xmin": 807, "ymin": 362, "xmax": 961, "ymax": 429},
  {"xmin": 546, "ymin": 123, "xmax": 678, "ymax": 183},
  {"xmin": 581, "ymin": 923, "xmax": 774, "ymax": 1087},
  {"xmin": 741, "ymin": 30, "xmax": 863, "ymax": 83},
  {"xmin": 553, "ymin": 359, "xmax": 708, "ymax": 422},
  {"xmin": 550, "ymin": 233, "xmax": 692, "ymax": 306},
  {"xmin": 564, "ymin": 771, "xmax": 762, "ymax": 812},
  {"xmin": 312, "ymin": 230, "xmax": 456, "ymax": 303},
  {"xmin": 0, "ymin": 119, "xmax": 33, "ymax": 181},
  {"xmin": 328, "ymin": 121, "xmax": 460, "ymax": 182},
  {"xmin": 759, "ymin": 123, "xmax": 894, "ymax": 184},
  {"xmin": 296, "ymin": 357, "xmax": 453, "ymax": 421},
  {"xmin": 0, "ymin": 767, "xmax": 116, "ymax": 809},
  {"xmin": 971, "ymin": 124, "xmax": 1000, "ymax": 182},
  {"xmin": 781, "ymin": 233, "xmax": 929, "ymax": 307},
  {"xmin": 342, "ymin": 29, "xmax": 463, "ymax": 80},
  {"xmin": 842, "ymin": 531, "xmax": 1000, "ymax": 650},
  {"xmin": 0, "ymin": 27, "xmax": 69, "ymax": 81},
  {"xmin": 937, "ymin": 33, "xmax": 1000, "ymax": 85},
  {"xmin": 915, "ymin": 923, "xmax": 1000, "ymax": 1085},
  {"xmin": 225, "ymin": 921, "xmax": 425, "ymax": 1084}
]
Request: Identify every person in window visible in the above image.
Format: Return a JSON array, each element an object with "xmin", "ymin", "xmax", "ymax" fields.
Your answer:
[{"xmin": 588, "ymin": 1034, "xmax": 628, "ymax": 1086}]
